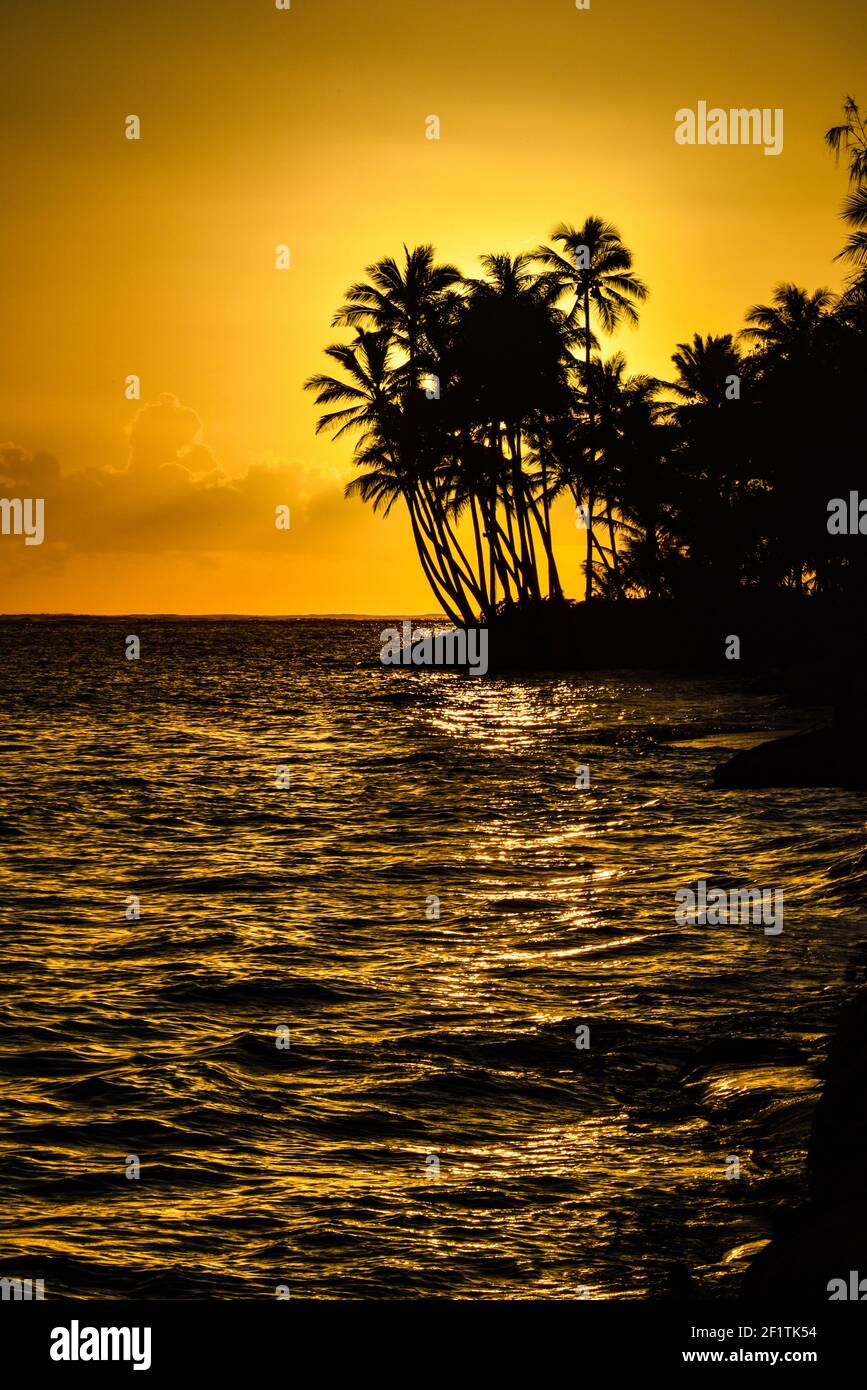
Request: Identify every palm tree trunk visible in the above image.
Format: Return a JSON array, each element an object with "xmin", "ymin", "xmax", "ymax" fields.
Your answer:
[
  {"xmin": 417, "ymin": 484, "xmax": 484, "ymax": 616},
  {"xmin": 511, "ymin": 429, "xmax": 541, "ymax": 600},
  {"xmin": 469, "ymin": 494, "xmax": 491, "ymax": 618},
  {"xmin": 408, "ymin": 500, "xmax": 465, "ymax": 625},
  {"xmin": 605, "ymin": 498, "xmax": 622, "ymax": 597},
  {"xmin": 584, "ymin": 286, "xmax": 595, "ymax": 601},
  {"xmin": 537, "ymin": 443, "xmax": 562, "ymax": 600},
  {"xmin": 584, "ymin": 490, "xmax": 595, "ymax": 601}
]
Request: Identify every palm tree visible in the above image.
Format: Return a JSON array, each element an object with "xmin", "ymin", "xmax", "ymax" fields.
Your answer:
[
  {"xmin": 741, "ymin": 286, "xmax": 835, "ymax": 595},
  {"xmin": 307, "ymin": 178, "xmax": 867, "ymax": 627},
  {"xmin": 825, "ymin": 96, "xmax": 867, "ymax": 269},
  {"xmin": 667, "ymin": 332, "xmax": 742, "ymax": 409},
  {"xmin": 304, "ymin": 327, "xmax": 480, "ymax": 625},
  {"xmin": 661, "ymin": 333, "xmax": 754, "ymax": 594},
  {"xmin": 305, "ymin": 328, "xmax": 397, "ymax": 453},
  {"xmin": 578, "ymin": 354, "xmax": 666, "ymax": 594},
  {"xmin": 741, "ymin": 284, "xmax": 833, "ymax": 364},
  {"xmin": 611, "ymin": 373, "xmax": 676, "ymax": 599},
  {"xmin": 326, "ymin": 247, "xmax": 493, "ymax": 621},
  {"xmin": 453, "ymin": 252, "xmax": 568, "ymax": 606},
  {"xmin": 533, "ymin": 218, "xmax": 648, "ymax": 597},
  {"xmin": 332, "ymin": 244, "xmax": 462, "ymax": 395}
]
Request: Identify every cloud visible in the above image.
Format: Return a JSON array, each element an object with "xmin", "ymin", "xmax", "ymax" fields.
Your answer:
[
  {"xmin": 125, "ymin": 394, "xmax": 208, "ymax": 474},
  {"xmin": 0, "ymin": 394, "xmax": 348, "ymax": 571}
]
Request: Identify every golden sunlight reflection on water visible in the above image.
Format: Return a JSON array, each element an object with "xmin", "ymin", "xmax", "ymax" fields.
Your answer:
[{"xmin": 0, "ymin": 621, "xmax": 863, "ymax": 1297}]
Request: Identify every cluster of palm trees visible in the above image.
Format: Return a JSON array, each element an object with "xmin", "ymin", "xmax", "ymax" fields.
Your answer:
[{"xmin": 306, "ymin": 100, "xmax": 867, "ymax": 627}]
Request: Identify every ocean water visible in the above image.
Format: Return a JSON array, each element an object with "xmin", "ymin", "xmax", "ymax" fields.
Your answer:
[{"xmin": 0, "ymin": 617, "xmax": 865, "ymax": 1300}]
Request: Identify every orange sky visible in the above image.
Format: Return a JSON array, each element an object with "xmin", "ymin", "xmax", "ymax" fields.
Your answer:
[{"xmin": 2, "ymin": 0, "xmax": 866, "ymax": 613}]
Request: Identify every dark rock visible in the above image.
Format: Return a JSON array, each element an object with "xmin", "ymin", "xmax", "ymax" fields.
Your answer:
[
  {"xmin": 809, "ymin": 991, "xmax": 867, "ymax": 1199},
  {"xmin": 713, "ymin": 728, "xmax": 867, "ymax": 790}
]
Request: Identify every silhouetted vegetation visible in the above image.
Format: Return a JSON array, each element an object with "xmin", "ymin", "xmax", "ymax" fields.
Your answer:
[{"xmin": 307, "ymin": 100, "xmax": 867, "ymax": 629}]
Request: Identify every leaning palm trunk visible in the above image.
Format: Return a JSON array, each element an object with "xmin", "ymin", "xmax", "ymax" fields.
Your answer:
[
  {"xmin": 501, "ymin": 480, "xmax": 523, "ymax": 600},
  {"xmin": 416, "ymin": 480, "xmax": 482, "ymax": 598},
  {"xmin": 498, "ymin": 426, "xmax": 531, "ymax": 604},
  {"xmin": 407, "ymin": 498, "xmax": 466, "ymax": 625},
  {"xmin": 469, "ymin": 494, "xmax": 491, "ymax": 617},
  {"xmin": 492, "ymin": 502, "xmax": 522, "ymax": 603},
  {"xmin": 485, "ymin": 490, "xmax": 498, "ymax": 609},
  {"xmin": 605, "ymin": 497, "xmax": 623, "ymax": 596},
  {"xmin": 525, "ymin": 488, "xmax": 562, "ymax": 601},
  {"xmin": 511, "ymin": 428, "xmax": 541, "ymax": 601},
  {"xmin": 537, "ymin": 445, "xmax": 563, "ymax": 600},
  {"xmin": 415, "ymin": 490, "xmax": 482, "ymax": 622},
  {"xmin": 431, "ymin": 488, "xmax": 487, "ymax": 607},
  {"xmin": 584, "ymin": 490, "xmax": 595, "ymax": 601}
]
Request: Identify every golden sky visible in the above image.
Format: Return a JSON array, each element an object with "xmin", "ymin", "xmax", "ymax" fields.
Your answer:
[{"xmin": 2, "ymin": 0, "xmax": 865, "ymax": 613}]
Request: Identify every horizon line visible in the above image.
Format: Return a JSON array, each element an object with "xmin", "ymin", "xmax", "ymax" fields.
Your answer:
[{"xmin": 0, "ymin": 612, "xmax": 449, "ymax": 621}]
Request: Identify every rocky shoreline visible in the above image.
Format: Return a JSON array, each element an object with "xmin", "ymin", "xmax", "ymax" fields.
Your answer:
[
  {"xmin": 741, "ymin": 985, "xmax": 867, "ymax": 1300},
  {"xmin": 714, "ymin": 726, "xmax": 867, "ymax": 790}
]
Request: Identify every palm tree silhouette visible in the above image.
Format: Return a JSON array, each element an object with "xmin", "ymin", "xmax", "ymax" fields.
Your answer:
[
  {"xmin": 332, "ymin": 244, "xmax": 462, "ymax": 388},
  {"xmin": 305, "ymin": 323, "xmax": 481, "ymax": 625},
  {"xmin": 306, "ymin": 110, "xmax": 867, "ymax": 636},
  {"xmin": 454, "ymin": 252, "xmax": 569, "ymax": 606},
  {"xmin": 534, "ymin": 218, "xmax": 648, "ymax": 597},
  {"xmin": 741, "ymin": 284, "xmax": 833, "ymax": 363},
  {"xmin": 826, "ymin": 96, "xmax": 867, "ymax": 270}
]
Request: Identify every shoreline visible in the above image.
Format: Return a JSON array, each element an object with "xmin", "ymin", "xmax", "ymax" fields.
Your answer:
[{"xmin": 741, "ymin": 981, "xmax": 867, "ymax": 1300}]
